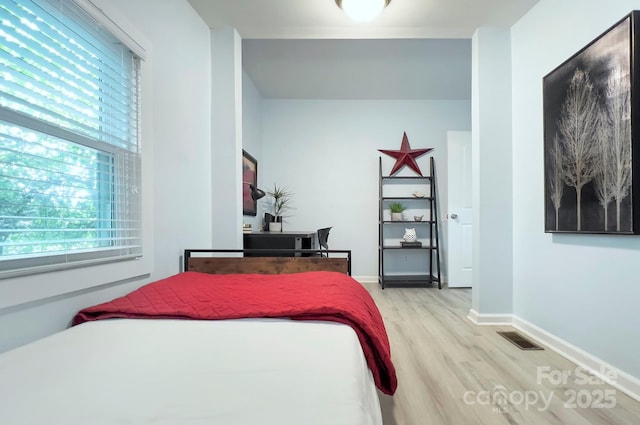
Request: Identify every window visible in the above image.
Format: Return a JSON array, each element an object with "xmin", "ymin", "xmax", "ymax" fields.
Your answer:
[{"xmin": 0, "ymin": 0, "xmax": 142, "ymax": 276}]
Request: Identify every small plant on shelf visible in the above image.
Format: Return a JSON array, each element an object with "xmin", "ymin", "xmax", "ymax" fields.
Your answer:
[{"xmin": 389, "ymin": 202, "xmax": 405, "ymax": 221}]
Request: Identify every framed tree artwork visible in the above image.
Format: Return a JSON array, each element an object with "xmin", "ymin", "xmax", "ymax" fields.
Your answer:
[
  {"xmin": 543, "ymin": 11, "xmax": 640, "ymax": 234},
  {"xmin": 242, "ymin": 150, "xmax": 258, "ymax": 216}
]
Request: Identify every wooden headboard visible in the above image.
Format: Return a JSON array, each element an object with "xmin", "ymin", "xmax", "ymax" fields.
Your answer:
[{"xmin": 184, "ymin": 249, "xmax": 352, "ymax": 275}]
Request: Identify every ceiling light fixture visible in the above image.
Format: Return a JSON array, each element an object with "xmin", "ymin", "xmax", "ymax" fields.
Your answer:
[{"xmin": 335, "ymin": 0, "xmax": 391, "ymax": 23}]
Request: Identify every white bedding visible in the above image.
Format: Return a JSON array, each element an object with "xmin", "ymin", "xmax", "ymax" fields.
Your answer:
[{"xmin": 0, "ymin": 318, "xmax": 382, "ymax": 425}]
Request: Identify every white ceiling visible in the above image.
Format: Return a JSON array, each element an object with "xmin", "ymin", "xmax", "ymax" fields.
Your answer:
[{"xmin": 187, "ymin": 0, "xmax": 539, "ymax": 99}]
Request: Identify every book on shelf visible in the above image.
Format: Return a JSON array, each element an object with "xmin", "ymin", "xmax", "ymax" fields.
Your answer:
[{"xmin": 401, "ymin": 241, "xmax": 422, "ymax": 247}]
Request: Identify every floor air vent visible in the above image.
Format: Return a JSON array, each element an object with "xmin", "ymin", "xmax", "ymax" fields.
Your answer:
[{"xmin": 497, "ymin": 331, "xmax": 543, "ymax": 350}]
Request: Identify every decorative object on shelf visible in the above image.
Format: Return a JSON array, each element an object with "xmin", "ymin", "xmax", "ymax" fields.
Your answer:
[
  {"xmin": 403, "ymin": 228, "xmax": 417, "ymax": 243},
  {"xmin": 544, "ymin": 11, "xmax": 640, "ymax": 234},
  {"xmin": 401, "ymin": 241, "xmax": 422, "ymax": 248},
  {"xmin": 335, "ymin": 0, "xmax": 391, "ymax": 22},
  {"xmin": 389, "ymin": 202, "xmax": 405, "ymax": 221},
  {"xmin": 242, "ymin": 223, "xmax": 252, "ymax": 234},
  {"xmin": 414, "ymin": 215, "xmax": 424, "ymax": 221},
  {"xmin": 242, "ymin": 150, "xmax": 259, "ymax": 216},
  {"xmin": 266, "ymin": 183, "xmax": 293, "ymax": 232},
  {"xmin": 378, "ymin": 132, "xmax": 433, "ymax": 176},
  {"xmin": 412, "ymin": 191, "xmax": 425, "ymax": 198}
]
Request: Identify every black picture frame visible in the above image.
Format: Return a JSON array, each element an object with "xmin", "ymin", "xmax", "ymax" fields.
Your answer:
[
  {"xmin": 242, "ymin": 150, "xmax": 258, "ymax": 216},
  {"xmin": 543, "ymin": 11, "xmax": 640, "ymax": 234}
]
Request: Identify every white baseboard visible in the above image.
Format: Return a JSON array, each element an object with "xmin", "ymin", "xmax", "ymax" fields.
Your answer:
[
  {"xmin": 467, "ymin": 309, "xmax": 512, "ymax": 325},
  {"xmin": 512, "ymin": 316, "xmax": 640, "ymax": 403},
  {"xmin": 466, "ymin": 310, "xmax": 640, "ymax": 402},
  {"xmin": 354, "ymin": 276, "xmax": 378, "ymax": 284}
]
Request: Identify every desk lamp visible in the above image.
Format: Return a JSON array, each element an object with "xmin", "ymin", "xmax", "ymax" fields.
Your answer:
[{"xmin": 249, "ymin": 184, "xmax": 266, "ymax": 200}]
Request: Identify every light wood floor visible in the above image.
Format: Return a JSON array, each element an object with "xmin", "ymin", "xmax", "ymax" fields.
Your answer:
[{"xmin": 364, "ymin": 283, "xmax": 640, "ymax": 425}]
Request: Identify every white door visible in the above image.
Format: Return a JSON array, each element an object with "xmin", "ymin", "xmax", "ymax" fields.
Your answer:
[{"xmin": 447, "ymin": 131, "xmax": 472, "ymax": 288}]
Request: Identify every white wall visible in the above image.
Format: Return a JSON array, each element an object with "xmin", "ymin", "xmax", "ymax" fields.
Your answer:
[
  {"xmin": 260, "ymin": 100, "xmax": 471, "ymax": 279},
  {"xmin": 512, "ymin": 0, "xmax": 640, "ymax": 379},
  {"xmin": 0, "ymin": 0, "xmax": 212, "ymax": 352}
]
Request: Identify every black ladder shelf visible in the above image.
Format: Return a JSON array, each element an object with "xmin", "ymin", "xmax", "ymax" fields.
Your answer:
[{"xmin": 378, "ymin": 156, "xmax": 442, "ymax": 289}]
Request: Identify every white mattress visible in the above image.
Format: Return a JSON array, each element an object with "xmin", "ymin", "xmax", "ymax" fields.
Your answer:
[{"xmin": 0, "ymin": 318, "xmax": 382, "ymax": 425}]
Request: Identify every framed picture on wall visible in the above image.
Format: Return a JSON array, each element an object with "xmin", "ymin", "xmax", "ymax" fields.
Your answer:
[
  {"xmin": 242, "ymin": 150, "xmax": 258, "ymax": 216},
  {"xmin": 543, "ymin": 11, "xmax": 640, "ymax": 234}
]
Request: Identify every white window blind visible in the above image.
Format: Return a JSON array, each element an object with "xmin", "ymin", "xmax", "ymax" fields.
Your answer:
[{"xmin": 0, "ymin": 0, "xmax": 142, "ymax": 276}]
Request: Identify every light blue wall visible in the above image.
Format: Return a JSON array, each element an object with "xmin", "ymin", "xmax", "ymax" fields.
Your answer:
[
  {"xmin": 211, "ymin": 28, "xmax": 243, "ymax": 249},
  {"xmin": 140, "ymin": 0, "xmax": 212, "ymax": 275},
  {"xmin": 471, "ymin": 27, "xmax": 513, "ymax": 314},
  {"xmin": 512, "ymin": 0, "xmax": 640, "ymax": 378},
  {"xmin": 242, "ymin": 69, "xmax": 264, "ymax": 231},
  {"xmin": 260, "ymin": 100, "xmax": 471, "ymax": 279}
]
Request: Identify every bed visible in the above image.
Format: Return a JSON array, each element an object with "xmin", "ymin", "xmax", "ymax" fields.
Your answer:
[{"xmin": 0, "ymin": 249, "xmax": 396, "ymax": 425}]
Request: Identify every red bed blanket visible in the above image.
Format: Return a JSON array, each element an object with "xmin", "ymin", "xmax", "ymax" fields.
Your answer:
[{"xmin": 73, "ymin": 271, "xmax": 397, "ymax": 395}]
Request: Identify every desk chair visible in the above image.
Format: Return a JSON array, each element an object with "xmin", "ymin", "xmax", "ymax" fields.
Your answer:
[{"xmin": 317, "ymin": 227, "xmax": 332, "ymax": 257}]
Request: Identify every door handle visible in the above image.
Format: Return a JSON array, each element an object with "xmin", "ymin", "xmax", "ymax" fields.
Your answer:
[{"xmin": 450, "ymin": 213, "xmax": 458, "ymax": 219}]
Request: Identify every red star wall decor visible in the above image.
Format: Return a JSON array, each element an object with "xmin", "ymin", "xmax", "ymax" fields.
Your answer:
[{"xmin": 378, "ymin": 132, "xmax": 433, "ymax": 176}]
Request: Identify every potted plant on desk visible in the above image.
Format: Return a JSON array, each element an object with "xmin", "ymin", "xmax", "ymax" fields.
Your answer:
[{"xmin": 266, "ymin": 183, "xmax": 293, "ymax": 231}]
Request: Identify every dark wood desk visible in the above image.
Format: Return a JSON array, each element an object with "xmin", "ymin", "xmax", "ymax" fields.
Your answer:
[{"xmin": 243, "ymin": 231, "xmax": 317, "ymax": 257}]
